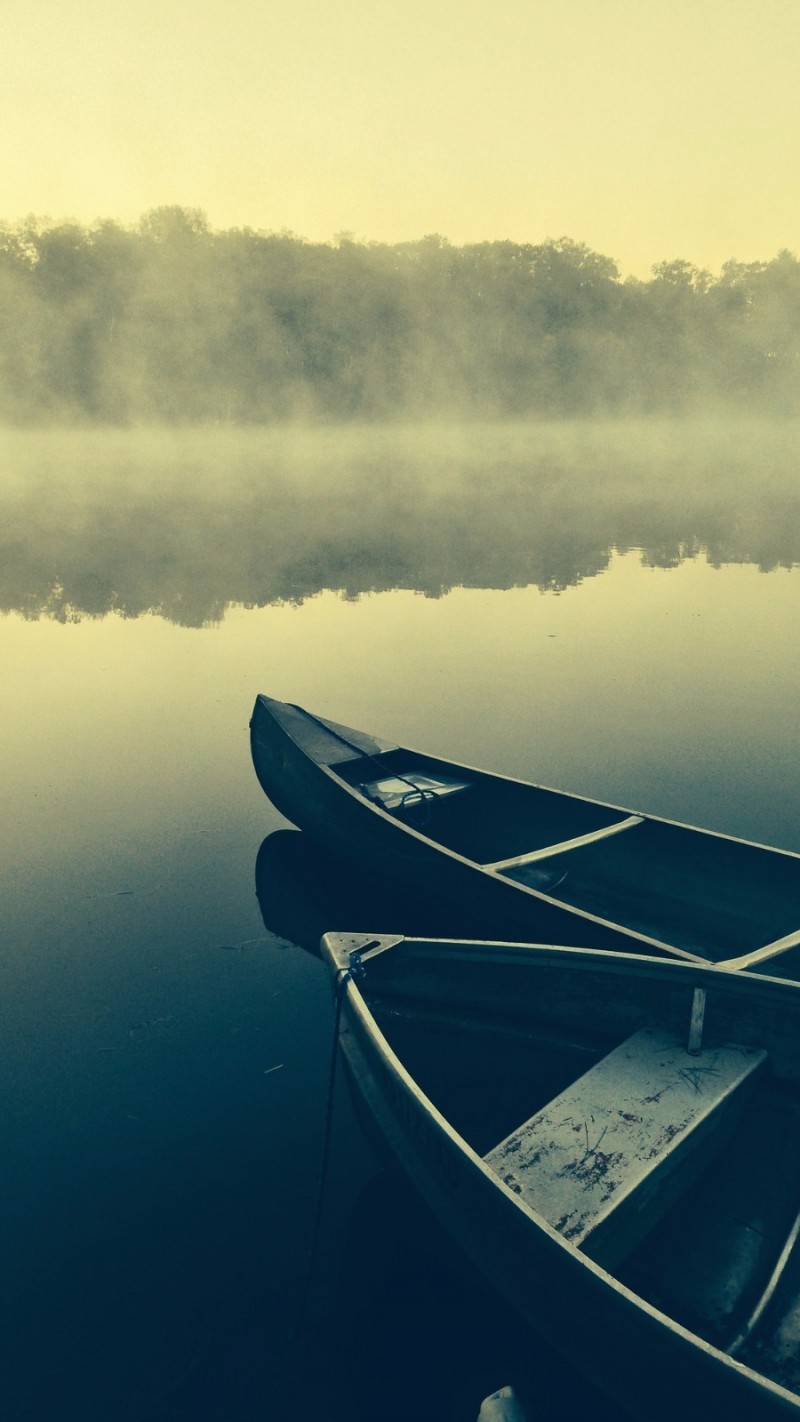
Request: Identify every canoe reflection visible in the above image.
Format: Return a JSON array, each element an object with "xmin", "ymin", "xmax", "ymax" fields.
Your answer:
[
  {"xmin": 254, "ymin": 835, "xmax": 629, "ymax": 1420},
  {"xmin": 254, "ymin": 828, "xmax": 462, "ymax": 955}
]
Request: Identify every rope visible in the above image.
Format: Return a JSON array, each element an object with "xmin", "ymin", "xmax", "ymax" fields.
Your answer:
[
  {"xmin": 394, "ymin": 784, "xmax": 437, "ymax": 827},
  {"xmin": 289, "ymin": 968, "xmax": 350, "ymax": 1353}
]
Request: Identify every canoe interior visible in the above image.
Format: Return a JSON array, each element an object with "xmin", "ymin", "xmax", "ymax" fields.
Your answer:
[
  {"xmin": 352, "ymin": 942, "xmax": 800, "ymax": 1393},
  {"xmin": 335, "ymin": 748, "xmax": 800, "ymax": 960}
]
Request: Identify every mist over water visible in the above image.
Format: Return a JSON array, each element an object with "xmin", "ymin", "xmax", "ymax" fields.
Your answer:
[{"xmin": 2, "ymin": 420, "xmax": 799, "ymax": 626}]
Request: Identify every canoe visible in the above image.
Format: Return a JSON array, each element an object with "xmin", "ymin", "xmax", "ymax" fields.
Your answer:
[
  {"xmin": 320, "ymin": 931, "xmax": 800, "ymax": 1420},
  {"xmin": 250, "ymin": 695, "xmax": 800, "ymax": 971}
]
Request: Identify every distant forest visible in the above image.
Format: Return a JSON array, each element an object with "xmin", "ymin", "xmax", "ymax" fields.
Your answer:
[{"xmin": 1, "ymin": 206, "xmax": 799, "ymax": 423}]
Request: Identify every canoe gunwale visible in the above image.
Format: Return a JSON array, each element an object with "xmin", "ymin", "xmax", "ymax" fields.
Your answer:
[
  {"xmin": 318, "ymin": 761, "xmax": 706, "ymax": 960},
  {"xmin": 251, "ymin": 698, "xmax": 705, "ymax": 962},
  {"xmin": 721, "ymin": 925, "xmax": 800, "ymax": 972},
  {"xmin": 256, "ymin": 694, "xmax": 800, "ymax": 868},
  {"xmin": 250, "ymin": 696, "xmax": 800, "ymax": 968}
]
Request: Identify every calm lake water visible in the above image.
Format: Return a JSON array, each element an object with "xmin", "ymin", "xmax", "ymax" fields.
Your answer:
[{"xmin": 3, "ymin": 422, "xmax": 800, "ymax": 1421}]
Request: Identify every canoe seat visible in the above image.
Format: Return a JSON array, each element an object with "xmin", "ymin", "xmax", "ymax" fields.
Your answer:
[
  {"xmin": 359, "ymin": 770, "xmax": 470, "ymax": 813},
  {"xmin": 484, "ymin": 1028, "xmax": 766, "ymax": 1270}
]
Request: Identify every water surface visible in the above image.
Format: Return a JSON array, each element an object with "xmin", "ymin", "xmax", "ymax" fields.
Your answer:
[{"xmin": 3, "ymin": 422, "xmax": 799, "ymax": 1420}]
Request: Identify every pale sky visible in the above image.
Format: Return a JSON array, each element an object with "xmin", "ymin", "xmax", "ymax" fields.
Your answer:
[{"xmin": 3, "ymin": 0, "xmax": 798, "ymax": 277}]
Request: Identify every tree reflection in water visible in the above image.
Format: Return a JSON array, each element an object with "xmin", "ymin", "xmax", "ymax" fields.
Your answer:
[{"xmin": 1, "ymin": 421, "xmax": 798, "ymax": 626}]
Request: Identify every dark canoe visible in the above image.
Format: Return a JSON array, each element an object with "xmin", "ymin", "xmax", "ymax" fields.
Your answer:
[
  {"xmin": 320, "ymin": 932, "xmax": 800, "ymax": 1421},
  {"xmin": 250, "ymin": 695, "xmax": 800, "ymax": 971}
]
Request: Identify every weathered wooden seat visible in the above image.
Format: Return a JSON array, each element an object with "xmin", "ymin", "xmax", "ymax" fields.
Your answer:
[{"xmin": 484, "ymin": 1028, "xmax": 766, "ymax": 1269}]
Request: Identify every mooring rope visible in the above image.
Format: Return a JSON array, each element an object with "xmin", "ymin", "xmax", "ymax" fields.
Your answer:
[{"xmin": 289, "ymin": 967, "xmax": 350, "ymax": 1353}]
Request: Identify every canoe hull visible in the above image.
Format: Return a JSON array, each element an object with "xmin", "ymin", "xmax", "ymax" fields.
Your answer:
[
  {"xmin": 326, "ymin": 937, "xmax": 800, "ymax": 1420},
  {"xmin": 250, "ymin": 696, "xmax": 673, "ymax": 955}
]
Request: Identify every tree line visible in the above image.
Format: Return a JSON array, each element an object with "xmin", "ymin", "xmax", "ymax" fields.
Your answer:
[{"xmin": 1, "ymin": 206, "xmax": 798, "ymax": 423}]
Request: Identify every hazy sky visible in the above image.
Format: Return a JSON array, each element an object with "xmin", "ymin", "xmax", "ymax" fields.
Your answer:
[{"xmin": 4, "ymin": 0, "xmax": 798, "ymax": 276}]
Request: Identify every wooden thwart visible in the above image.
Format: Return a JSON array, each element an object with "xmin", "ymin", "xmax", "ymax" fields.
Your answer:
[
  {"xmin": 484, "ymin": 1028, "xmax": 766, "ymax": 1270},
  {"xmin": 483, "ymin": 814, "xmax": 644, "ymax": 874}
]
